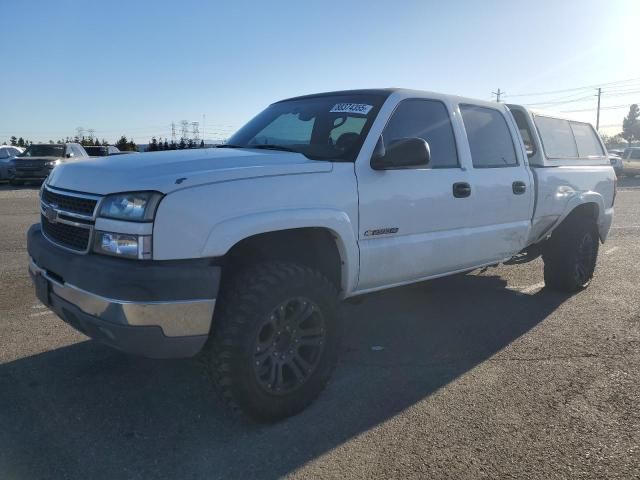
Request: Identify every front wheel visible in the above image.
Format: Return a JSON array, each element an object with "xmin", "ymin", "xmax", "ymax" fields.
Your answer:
[
  {"xmin": 204, "ymin": 262, "xmax": 340, "ymax": 422},
  {"xmin": 543, "ymin": 216, "xmax": 599, "ymax": 292}
]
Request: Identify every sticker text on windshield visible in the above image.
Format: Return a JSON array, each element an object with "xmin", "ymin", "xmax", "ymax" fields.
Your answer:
[{"xmin": 330, "ymin": 103, "xmax": 373, "ymax": 115}]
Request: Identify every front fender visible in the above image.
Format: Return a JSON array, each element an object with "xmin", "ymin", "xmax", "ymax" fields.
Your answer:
[{"xmin": 201, "ymin": 208, "xmax": 359, "ymax": 295}]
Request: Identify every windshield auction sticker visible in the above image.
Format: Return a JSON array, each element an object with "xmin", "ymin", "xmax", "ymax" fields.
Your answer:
[{"xmin": 330, "ymin": 103, "xmax": 373, "ymax": 115}]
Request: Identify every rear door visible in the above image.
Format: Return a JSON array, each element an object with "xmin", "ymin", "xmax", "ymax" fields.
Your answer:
[{"xmin": 457, "ymin": 103, "xmax": 534, "ymax": 263}]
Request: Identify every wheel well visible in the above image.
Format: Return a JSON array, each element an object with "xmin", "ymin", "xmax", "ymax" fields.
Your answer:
[
  {"xmin": 224, "ymin": 228, "xmax": 343, "ymax": 292},
  {"xmin": 565, "ymin": 202, "xmax": 599, "ymax": 223},
  {"xmin": 549, "ymin": 202, "xmax": 600, "ymax": 242}
]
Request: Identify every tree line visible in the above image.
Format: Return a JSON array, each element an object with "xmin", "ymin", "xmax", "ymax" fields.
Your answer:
[
  {"xmin": 3, "ymin": 135, "xmax": 139, "ymax": 151},
  {"xmin": 3, "ymin": 134, "xmax": 207, "ymax": 153},
  {"xmin": 145, "ymin": 137, "xmax": 206, "ymax": 152}
]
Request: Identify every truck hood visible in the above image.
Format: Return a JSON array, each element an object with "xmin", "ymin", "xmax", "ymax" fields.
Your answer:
[{"xmin": 46, "ymin": 148, "xmax": 333, "ymax": 195}]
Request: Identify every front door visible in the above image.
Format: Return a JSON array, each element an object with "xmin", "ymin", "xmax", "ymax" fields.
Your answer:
[{"xmin": 355, "ymin": 98, "xmax": 476, "ymax": 292}]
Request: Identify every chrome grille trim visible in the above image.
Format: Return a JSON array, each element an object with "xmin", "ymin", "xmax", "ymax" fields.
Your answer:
[
  {"xmin": 40, "ymin": 185, "xmax": 103, "ymax": 254},
  {"xmin": 42, "ymin": 184, "xmax": 101, "ymax": 219}
]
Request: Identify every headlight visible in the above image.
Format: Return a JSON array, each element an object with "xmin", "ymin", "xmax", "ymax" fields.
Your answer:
[
  {"xmin": 93, "ymin": 231, "xmax": 152, "ymax": 259},
  {"xmin": 45, "ymin": 160, "xmax": 61, "ymax": 167},
  {"xmin": 99, "ymin": 191, "xmax": 162, "ymax": 222}
]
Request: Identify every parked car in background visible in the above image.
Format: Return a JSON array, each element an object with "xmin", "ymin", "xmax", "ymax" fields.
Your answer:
[
  {"xmin": 84, "ymin": 145, "xmax": 121, "ymax": 157},
  {"xmin": 620, "ymin": 147, "xmax": 640, "ymax": 177},
  {"xmin": 0, "ymin": 146, "xmax": 24, "ymax": 181},
  {"xmin": 10, "ymin": 143, "xmax": 88, "ymax": 185},
  {"xmin": 608, "ymin": 153, "xmax": 623, "ymax": 177}
]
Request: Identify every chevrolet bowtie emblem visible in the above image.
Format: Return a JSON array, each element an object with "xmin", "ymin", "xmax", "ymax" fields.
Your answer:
[{"xmin": 44, "ymin": 206, "xmax": 58, "ymax": 223}]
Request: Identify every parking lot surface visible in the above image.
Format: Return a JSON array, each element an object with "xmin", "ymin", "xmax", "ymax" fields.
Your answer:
[{"xmin": 0, "ymin": 180, "xmax": 639, "ymax": 479}]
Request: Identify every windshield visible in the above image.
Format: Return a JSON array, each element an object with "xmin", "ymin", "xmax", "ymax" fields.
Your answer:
[
  {"xmin": 228, "ymin": 94, "xmax": 387, "ymax": 161},
  {"xmin": 20, "ymin": 145, "xmax": 65, "ymax": 157},
  {"xmin": 84, "ymin": 146, "xmax": 108, "ymax": 156}
]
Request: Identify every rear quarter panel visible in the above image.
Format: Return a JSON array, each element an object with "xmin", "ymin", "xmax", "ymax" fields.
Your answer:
[{"xmin": 529, "ymin": 165, "xmax": 616, "ymax": 243}]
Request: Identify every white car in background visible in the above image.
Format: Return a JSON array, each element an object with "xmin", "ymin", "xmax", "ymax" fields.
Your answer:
[{"xmin": 0, "ymin": 146, "xmax": 24, "ymax": 181}]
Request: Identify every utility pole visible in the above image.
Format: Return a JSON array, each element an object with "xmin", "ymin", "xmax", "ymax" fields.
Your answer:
[
  {"xmin": 492, "ymin": 88, "xmax": 504, "ymax": 103},
  {"xmin": 595, "ymin": 87, "xmax": 602, "ymax": 131},
  {"xmin": 171, "ymin": 122, "xmax": 176, "ymax": 142}
]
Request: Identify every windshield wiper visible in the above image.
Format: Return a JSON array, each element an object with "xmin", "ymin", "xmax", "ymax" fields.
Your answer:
[
  {"xmin": 249, "ymin": 144, "xmax": 299, "ymax": 153},
  {"xmin": 214, "ymin": 144, "xmax": 245, "ymax": 148}
]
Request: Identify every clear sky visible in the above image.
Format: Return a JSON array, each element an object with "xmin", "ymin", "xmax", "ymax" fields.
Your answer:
[{"xmin": 1, "ymin": 0, "xmax": 638, "ymax": 144}]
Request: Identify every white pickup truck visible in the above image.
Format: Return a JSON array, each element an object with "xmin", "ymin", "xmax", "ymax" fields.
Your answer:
[{"xmin": 27, "ymin": 89, "xmax": 615, "ymax": 421}]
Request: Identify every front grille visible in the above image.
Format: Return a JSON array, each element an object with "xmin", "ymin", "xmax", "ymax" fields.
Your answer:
[
  {"xmin": 42, "ymin": 188, "xmax": 98, "ymax": 216},
  {"xmin": 15, "ymin": 160, "xmax": 46, "ymax": 171},
  {"xmin": 41, "ymin": 214, "xmax": 91, "ymax": 251}
]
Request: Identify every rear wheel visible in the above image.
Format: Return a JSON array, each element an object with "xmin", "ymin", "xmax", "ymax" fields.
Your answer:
[
  {"xmin": 204, "ymin": 262, "xmax": 340, "ymax": 422},
  {"xmin": 543, "ymin": 216, "xmax": 599, "ymax": 292}
]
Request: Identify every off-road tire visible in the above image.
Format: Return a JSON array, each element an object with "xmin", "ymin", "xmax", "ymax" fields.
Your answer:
[
  {"xmin": 543, "ymin": 215, "xmax": 599, "ymax": 292},
  {"xmin": 204, "ymin": 262, "xmax": 340, "ymax": 422}
]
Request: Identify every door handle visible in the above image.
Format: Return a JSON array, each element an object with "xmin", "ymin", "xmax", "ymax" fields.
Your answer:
[
  {"xmin": 512, "ymin": 181, "xmax": 527, "ymax": 195},
  {"xmin": 452, "ymin": 182, "xmax": 471, "ymax": 198}
]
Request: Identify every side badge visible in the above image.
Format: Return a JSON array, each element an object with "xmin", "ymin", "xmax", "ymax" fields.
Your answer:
[{"xmin": 364, "ymin": 227, "xmax": 399, "ymax": 237}]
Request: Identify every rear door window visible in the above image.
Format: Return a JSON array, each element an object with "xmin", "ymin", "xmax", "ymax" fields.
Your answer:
[
  {"xmin": 460, "ymin": 105, "xmax": 517, "ymax": 167},
  {"xmin": 533, "ymin": 116, "xmax": 578, "ymax": 158},
  {"xmin": 570, "ymin": 122, "xmax": 604, "ymax": 158}
]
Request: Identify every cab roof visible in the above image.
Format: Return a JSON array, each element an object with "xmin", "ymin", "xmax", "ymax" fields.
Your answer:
[{"xmin": 276, "ymin": 88, "xmax": 510, "ymax": 111}]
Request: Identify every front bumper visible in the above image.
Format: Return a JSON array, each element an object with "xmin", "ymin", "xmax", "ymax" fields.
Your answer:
[
  {"xmin": 27, "ymin": 224, "xmax": 221, "ymax": 358},
  {"xmin": 12, "ymin": 167, "xmax": 52, "ymax": 181}
]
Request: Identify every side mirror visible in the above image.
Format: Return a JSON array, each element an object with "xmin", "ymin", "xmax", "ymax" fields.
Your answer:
[
  {"xmin": 370, "ymin": 136, "xmax": 430, "ymax": 170},
  {"xmin": 66, "ymin": 152, "xmax": 73, "ymax": 158}
]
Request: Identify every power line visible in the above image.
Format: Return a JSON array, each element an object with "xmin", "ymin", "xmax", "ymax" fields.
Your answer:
[
  {"xmin": 523, "ymin": 94, "xmax": 595, "ymax": 107},
  {"xmin": 560, "ymin": 104, "xmax": 635, "ymax": 113},
  {"xmin": 504, "ymin": 77, "xmax": 640, "ymax": 98}
]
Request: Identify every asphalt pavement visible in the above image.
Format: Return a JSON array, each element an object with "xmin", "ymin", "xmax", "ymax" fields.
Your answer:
[{"xmin": 0, "ymin": 180, "xmax": 638, "ymax": 479}]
